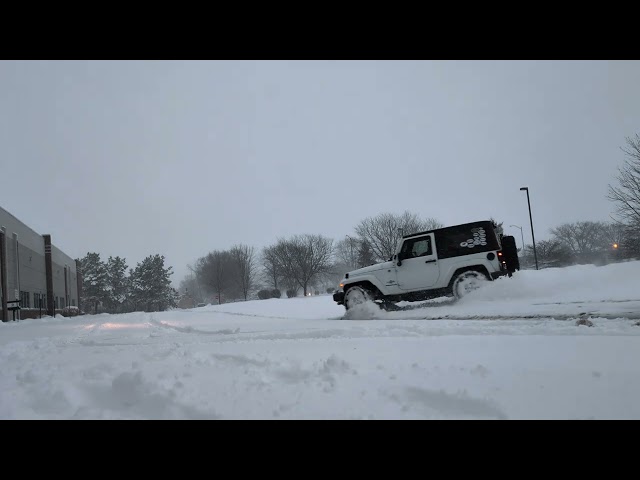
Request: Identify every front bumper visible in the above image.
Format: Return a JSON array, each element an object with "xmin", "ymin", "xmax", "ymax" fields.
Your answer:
[{"xmin": 333, "ymin": 291, "xmax": 345, "ymax": 305}]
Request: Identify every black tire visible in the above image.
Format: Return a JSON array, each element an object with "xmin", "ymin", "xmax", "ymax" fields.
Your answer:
[
  {"xmin": 451, "ymin": 270, "xmax": 489, "ymax": 300},
  {"xmin": 344, "ymin": 286, "xmax": 373, "ymax": 310}
]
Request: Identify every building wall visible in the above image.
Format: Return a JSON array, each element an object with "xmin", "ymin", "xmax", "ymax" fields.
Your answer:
[
  {"xmin": 1, "ymin": 206, "xmax": 79, "ymax": 321},
  {"xmin": 17, "ymin": 241, "xmax": 47, "ymax": 308},
  {"xmin": 52, "ymin": 245, "xmax": 78, "ymax": 308}
]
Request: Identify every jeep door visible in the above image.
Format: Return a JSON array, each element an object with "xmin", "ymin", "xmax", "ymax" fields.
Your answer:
[{"xmin": 395, "ymin": 233, "xmax": 440, "ymax": 290}]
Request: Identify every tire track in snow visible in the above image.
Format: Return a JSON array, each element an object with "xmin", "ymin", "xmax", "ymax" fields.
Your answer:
[
  {"xmin": 392, "ymin": 386, "xmax": 508, "ymax": 419},
  {"xmin": 151, "ymin": 319, "xmax": 241, "ymax": 336}
]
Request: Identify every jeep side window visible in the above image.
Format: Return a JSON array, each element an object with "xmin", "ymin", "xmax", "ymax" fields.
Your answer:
[
  {"xmin": 413, "ymin": 237, "xmax": 432, "ymax": 257},
  {"xmin": 401, "ymin": 236, "xmax": 432, "ymax": 258}
]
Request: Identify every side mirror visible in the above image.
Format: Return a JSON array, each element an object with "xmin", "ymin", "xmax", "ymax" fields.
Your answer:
[{"xmin": 397, "ymin": 252, "xmax": 404, "ymax": 266}]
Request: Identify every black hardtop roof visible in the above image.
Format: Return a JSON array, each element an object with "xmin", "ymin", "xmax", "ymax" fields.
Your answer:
[{"xmin": 402, "ymin": 220, "xmax": 495, "ymax": 239}]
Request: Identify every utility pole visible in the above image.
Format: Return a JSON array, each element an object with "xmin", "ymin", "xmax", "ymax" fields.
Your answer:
[
  {"xmin": 520, "ymin": 187, "xmax": 539, "ymax": 270},
  {"xmin": 346, "ymin": 235, "xmax": 356, "ymax": 269}
]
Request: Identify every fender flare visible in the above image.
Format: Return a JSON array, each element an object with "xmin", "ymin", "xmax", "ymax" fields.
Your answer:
[{"xmin": 342, "ymin": 277, "xmax": 386, "ymax": 296}]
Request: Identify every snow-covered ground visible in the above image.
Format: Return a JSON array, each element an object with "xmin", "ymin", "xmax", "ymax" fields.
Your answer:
[{"xmin": 2, "ymin": 261, "xmax": 640, "ymax": 419}]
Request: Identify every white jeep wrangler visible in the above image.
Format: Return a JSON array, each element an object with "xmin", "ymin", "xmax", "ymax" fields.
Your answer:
[{"xmin": 333, "ymin": 220, "xmax": 519, "ymax": 310}]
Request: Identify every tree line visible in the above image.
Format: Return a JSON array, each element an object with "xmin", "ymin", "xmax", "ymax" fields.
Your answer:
[
  {"xmin": 181, "ymin": 212, "xmax": 444, "ymax": 303},
  {"xmin": 78, "ymin": 253, "xmax": 178, "ymax": 314},
  {"xmin": 608, "ymin": 134, "xmax": 640, "ymax": 256},
  {"xmin": 518, "ymin": 220, "xmax": 631, "ymax": 268},
  {"xmin": 519, "ymin": 134, "xmax": 640, "ymax": 268}
]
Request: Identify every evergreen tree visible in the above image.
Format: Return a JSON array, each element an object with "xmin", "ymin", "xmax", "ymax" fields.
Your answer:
[
  {"xmin": 357, "ymin": 240, "xmax": 375, "ymax": 267},
  {"xmin": 105, "ymin": 256, "xmax": 128, "ymax": 313},
  {"xmin": 78, "ymin": 252, "xmax": 107, "ymax": 314},
  {"xmin": 129, "ymin": 254, "xmax": 177, "ymax": 312}
]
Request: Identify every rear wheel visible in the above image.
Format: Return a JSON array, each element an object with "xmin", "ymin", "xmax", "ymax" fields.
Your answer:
[
  {"xmin": 451, "ymin": 270, "xmax": 488, "ymax": 300},
  {"xmin": 344, "ymin": 286, "xmax": 373, "ymax": 310}
]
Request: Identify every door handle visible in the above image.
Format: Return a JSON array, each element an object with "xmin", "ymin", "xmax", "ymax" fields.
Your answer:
[{"xmin": 425, "ymin": 259, "xmax": 437, "ymax": 264}]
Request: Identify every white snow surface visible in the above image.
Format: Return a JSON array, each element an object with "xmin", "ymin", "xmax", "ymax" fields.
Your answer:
[{"xmin": 2, "ymin": 261, "xmax": 640, "ymax": 419}]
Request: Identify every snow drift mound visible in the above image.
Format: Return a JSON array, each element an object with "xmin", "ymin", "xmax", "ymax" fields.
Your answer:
[
  {"xmin": 342, "ymin": 301, "xmax": 390, "ymax": 320},
  {"xmin": 458, "ymin": 260, "xmax": 640, "ymax": 305}
]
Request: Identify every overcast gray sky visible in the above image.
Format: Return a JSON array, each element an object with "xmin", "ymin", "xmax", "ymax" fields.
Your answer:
[{"xmin": 1, "ymin": 60, "xmax": 639, "ymax": 284}]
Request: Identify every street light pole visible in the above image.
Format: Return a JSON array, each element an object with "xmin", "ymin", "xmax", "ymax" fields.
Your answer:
[
  {"xmin": 345, "ymin": 235, "xmax": 356, "ymax": 269},
  {"xmin": 509, "ymin": 224, "xmax": 525, "ymax": 252},
  {"xmin": 520, "ymin": 187, "xmax": 538, "ymax": 270}
]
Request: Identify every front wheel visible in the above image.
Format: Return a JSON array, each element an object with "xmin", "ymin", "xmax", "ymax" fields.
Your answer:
[
  {"xmin": 451, "ymin": 270, "xmax": 488, "ymax": 300},
  {"xmin": 344, "ymin": 286, "xmax": 373, "ymax": 310}
]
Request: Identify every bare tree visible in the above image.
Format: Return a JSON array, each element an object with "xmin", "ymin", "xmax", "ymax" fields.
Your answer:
[
  {"xmin": 608, "ymin": 134, "xmax": 640, "ymax": 229},
  {"xmin": 604, "ymin": 221, "xmax": 639, "ymax": 258},
  {"xmin": 550, "ymin": 221, "xmax": 611, "ymax": 258},
  {"xmin": 328, "ymin": 237, "xmax": 375, "ymax": 288},
  {"xmin": 195, "ymin": 250, "xmax": 234, "ymax": 305},
  {"xmin": 185, "ymin": 263, "xmax": 205, "ymax": 301},
  {"xmin": 490, "ymin": 218, "xmax": 504, "ymax": 236},
  {"xmin": 334, "ymin": 237, "xmax": 360, "ymax": 271},
  {"xmin": 271, "ymin": 234, "xmax": 334, "ymax": 296},
  {"xmin": 605, "ymin": 222, "xmax": 626, "ymax": 247},
  {"xmin": 178, "ymin": 273, "xmax": 205, "ymax": 304},
  {"xmin": 325, "ymin": 262, "xmax": 349, "ymax": 290},
  {"xmin": 522, "ymin": 239, "xmax": 573, "ymax": 267},
  {"xmin": 230, "ymin": 244, "xmax": 256, "ymax": 301},
  {"xmin": 355, "ymin": 211, "xmax": 443, "ymax": 262},
  {"xmin": 261, "ymin": 245, "xmax": 282, "ymax": 290}
]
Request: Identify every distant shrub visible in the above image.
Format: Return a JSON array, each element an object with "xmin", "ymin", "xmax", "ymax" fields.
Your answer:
[
  {"xmin": 314, "ymin": 290, "xmax": 320, "ymax": 296},
  {"xmin": 326, "ymin": 288, "xmax": 334, "ymax": 294},
  {"xmin": 62, "ymin": 306, "xmax": 80, "ymax": 317},
  {"xmin": 270, "ymin": 289, "xmax": 281, "ymax": 299},
  {"xmin": 257, "ymin": 290, "xmax": 272, "ymax": 300},
  {"xmin": 286, "ymin": 289, "xmax": 298, "ymax": 298}
]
